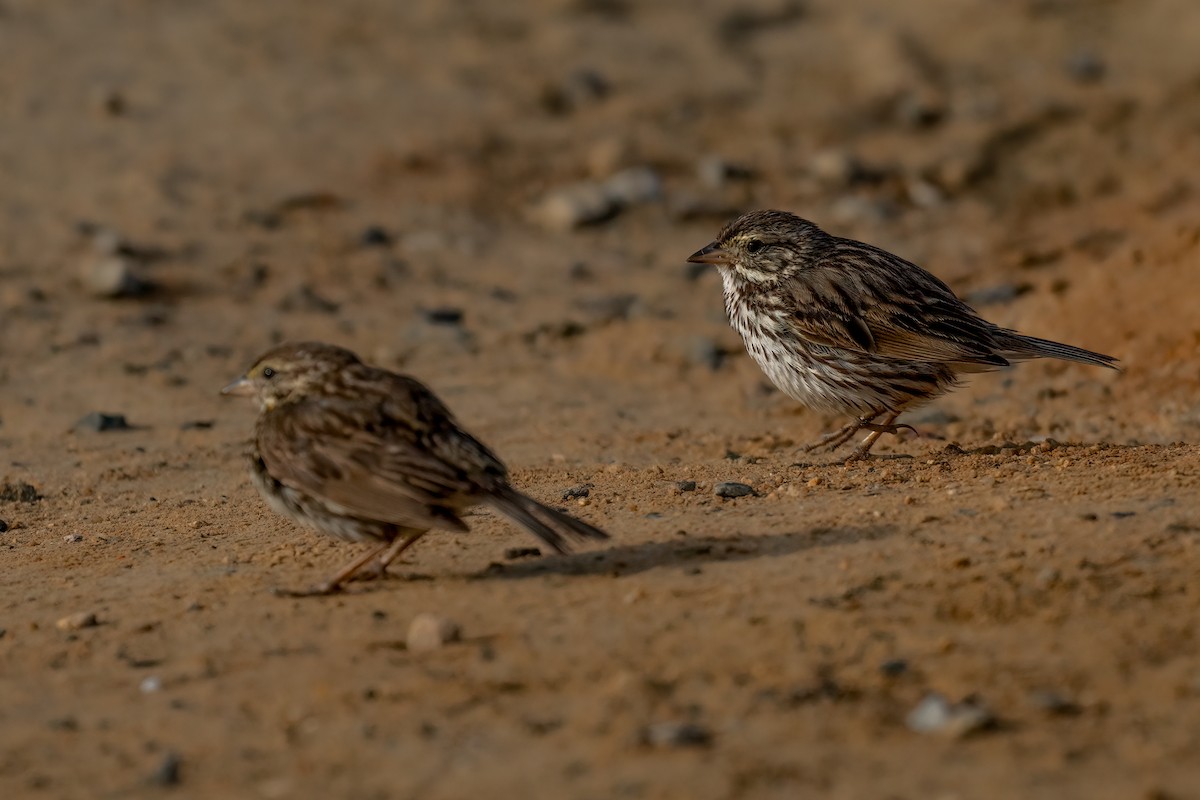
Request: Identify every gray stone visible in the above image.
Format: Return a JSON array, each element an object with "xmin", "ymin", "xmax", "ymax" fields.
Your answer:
[
  {"xmin": 407, "ymin": 613, "xmax": 461, "ymax": 652},
  {"xmin": 56, "ymin": 612, "xmax": 99, "ymax": 631},
  {"xmin": 73, "ymin": 412, "xmax": 132, "ymax": 433},
  {"xmin": 905, "ymin": 693, "xmax": 996, "ymax": 738},
  {"xmin": 533, "ymin": 183, "xmax": 619, "ymax": 230},
  {"xmin": 714, "ymin": 482, "xmax": 754, "ymax": 499},
  {"xmin": 603, "ymin": 167, "xmax": 662, "ymax": 205},
  {"xmin": 641, "ymin": 721, "xmax": 713, "ymax": 748},
  {"xmin": 81, "ymin": 255, "xmax": 153, "ymax": 298}
]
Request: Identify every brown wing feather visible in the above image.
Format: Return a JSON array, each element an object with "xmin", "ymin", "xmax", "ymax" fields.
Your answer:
[
  {"xmin": 256, "ymin": 372, "xmax": 508, "ymax": 532},
  {"xmin": 784, "ymin": 240, "xmax": 1011, "ymax": 370}
]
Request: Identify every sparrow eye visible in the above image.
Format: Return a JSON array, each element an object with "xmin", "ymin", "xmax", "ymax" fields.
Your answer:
[
  {"xmin": 745, "ymin": 239, "xmax": 765, "ymax": 254},
  {"xmin": 262, "ymin": 367, "xmax": 276, "ymax": 379}
]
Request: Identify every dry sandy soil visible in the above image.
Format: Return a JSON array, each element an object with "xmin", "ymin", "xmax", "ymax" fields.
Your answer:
[{"xmin": 2, "ymin": 1, "xmax": 1200, "ymax": 797}]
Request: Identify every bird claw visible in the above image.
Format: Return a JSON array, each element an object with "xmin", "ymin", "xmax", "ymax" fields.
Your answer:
[{"xmin": 859, "ymin": 422, "xmax": 919, "ymax": 437}]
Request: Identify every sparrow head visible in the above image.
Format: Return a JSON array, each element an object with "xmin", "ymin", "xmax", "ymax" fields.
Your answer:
[
  {"xmin": 221, "ymin": 342, "xmax": 361, "ymax": 411},
  {"xmin": 687, "ymin": 210, "xmax": 828, "ymax": 285}
]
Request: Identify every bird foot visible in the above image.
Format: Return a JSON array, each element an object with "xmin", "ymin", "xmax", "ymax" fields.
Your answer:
[
  {"xmin": 802, "ymin": 420, "xmax": 865, "ymax": 453},
  {"xmin": 802, "ymin": 413, "xmax": 919, "ymax": 461}
]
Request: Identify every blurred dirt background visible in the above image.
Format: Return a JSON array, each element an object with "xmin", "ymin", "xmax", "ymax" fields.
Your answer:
[{"xmin": 2, "ymin": 0, "xmax": 1200, "ymax": 797}]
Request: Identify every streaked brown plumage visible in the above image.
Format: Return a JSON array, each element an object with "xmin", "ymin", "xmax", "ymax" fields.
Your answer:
[
  {"xmin": 688, "ymin": 210, "xmax": 1119, "ymax": 459},
  {"xmin": 222, "ymin": 342, "xmax": 608, "ymax": 594}
]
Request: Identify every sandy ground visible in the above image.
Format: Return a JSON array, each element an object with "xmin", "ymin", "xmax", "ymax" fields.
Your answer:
[{"xmin": 2, "ymin": 1, "xmax": 1200, "ymax": 797}]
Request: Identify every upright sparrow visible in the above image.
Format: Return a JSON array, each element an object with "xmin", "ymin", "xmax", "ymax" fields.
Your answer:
[
  {"xmin": 222, "ymin": 342, "xmax": 609, "ymax": 594},
  {"xmin": 688, "ymin": 210, "xmax": 1118, "ymax": 459}
]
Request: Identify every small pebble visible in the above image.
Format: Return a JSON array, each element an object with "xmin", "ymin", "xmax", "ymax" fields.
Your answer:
[
  {"xmin": 148, "ymin": 752, "xmax": 182, "ymax": 787},
  {"xmin": 504, "ymin": 547, "xmax": 542, "ymax": 560},
  {"xmin": 63, "ymin": 533, "xmax": 84, "ymax": 543},
  {"xmin": 80, "ymin": 255, "xmax": 154, "ymax": 298},
  {"xmin": 1035, "ymin": 567, "xmax": 1061, "ymax": 589},
  {"xmin": 540, "ymin": 68, "xmax": 610, "ymax": 114},
  {"xmin": 180, "ymin": 420, "xmax": 214, "ymax": 431},
  {"xmin": 675, "ymin": 480, "xmax": 697, "ymax": 493},
  {"xmin": 562, "ymin": 485, "xmax": 592, "ymax": 500},
  {"xmin": 56, "ymin": 612, "xmax": 99, "ymax": 631},
  {"xmin": 406, "ymin": 613, "xmax": 461, "ymax": 652},
  {"xmin": 880, "ymin": 659, "xmax": 909, "ymax": 677},
  {"xmin": 603, "ymin": 167, "xmax": 662, "ymax": 205},
  {"xmin": 140, "ymin": 676, "xmax": 163, "ymax": 694},
  {"xmin": 359, "ymin": 225, "xmax": 393, "ymax": 247},
  {"xmin": 905, "ymin": 693, "xmax": 995, "ymax": 738},
  {"xmin": 585, "ymin": 137, "xmax": 633, "ymax": 177},
  {"xmin": 421, "ymin": 307, "xmax": 464, "ymax": 326},
  {"xmin": 714, "ymin": 482, "xmax": 754, "ymax": 499},
  {"xmin": 680, "ymin": 335, "xmax": 726, "ymax": 370},
  {"xmin": 809, "ymin": 149, "xmax": 865, "ymax": 186},
  {"xmin": 1065, "ymin": 50, "xmax": 1106, "ymax": 84},
  {"xmin": 1028, "ymin": 689, "xmax": 1081, "ymax": 716},
  {"xmin": 696, "ymin": 155, "xmax": 754, "ymax": 189},
  {"xmin": 72, "ymin": 412, "xmax": 132, "ymax": 432},
  {"xmin": 532, "ymin": 183, "xmax": 619, "ymax": 230},
  {"xmin": 641, "ymin": 721, "xmax": 713, "ymax": 748}
]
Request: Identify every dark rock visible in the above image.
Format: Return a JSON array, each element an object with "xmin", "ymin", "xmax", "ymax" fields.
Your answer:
[
  {"xmin": 540, "ymin": 68, "xmax": 610, "ymax": 114},
  {"xmin": 681, "ymin": 336, "xmax": 727, "ymax": 370},
  {"xmin": 1065, "ymin": 51, "xmax": 1106, "ymax": 84},
  {"xmin": 880, "ymin": 659, "xmax": 909, "ymax": 677},
  {"xmin": 505, "ymin": 547, "xmax": 543, "ymax": 560},
  {"xmin": 0, "ymin": 482, "xmax": 40, "ymax": 503},
  {"xmin": 73, "ymin": 412, "xmax": 132, "ymax": 433},
  {"xmin": 675, "ymin": 480, "xmax": 697, "ymax": 493},
  {"xmin": 1028, "ymin": 689, "xmax": 1082, "ymax": 716},
  {"xmin": 562, "ymin": 484, "xmax": 592, "ymax": 500},
  {"xmin": 714, "ymin": 482, "xmax": 754, "ymax": 499},
  {"xmin": 147, "ymin": 752, "xmax": 182, "ymax": 786},
  {"xmin": 421, "ymin": 307, "xmax": 464, "ymax": 326},
  {"xmin": 359, "ymin": 226, "xmax": 393, "ymax": 247},
  {"xmin": 0, "ymin": 519, "xmax": 7, "ymax": 532},
  {"xmin": 567, "ymin": 262, "xmax": 593, "ymax": 282}
]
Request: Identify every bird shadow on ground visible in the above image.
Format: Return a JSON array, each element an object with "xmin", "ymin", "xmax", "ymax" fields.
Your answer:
[{"xmin": 461, "ymin": 523, "xmax": 897, "ymax": 582}]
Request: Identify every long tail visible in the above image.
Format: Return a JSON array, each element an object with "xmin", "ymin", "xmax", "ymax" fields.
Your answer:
[
  {"xmin": 488, "ymin": 484, "xmax": 610, "ymax": 554},
  {"xmin": 1000, "ymin": 333, "xmax": 1120, "ymax": 370}
]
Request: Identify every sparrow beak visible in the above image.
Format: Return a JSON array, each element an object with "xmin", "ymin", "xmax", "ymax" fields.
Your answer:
[
  {"xmin": 687, "ymin": 242, "xmax": 732, "ymax": 266},
  {"xmin": 220, "ymin": 377, "xmax": 255, "ymax": 397}
]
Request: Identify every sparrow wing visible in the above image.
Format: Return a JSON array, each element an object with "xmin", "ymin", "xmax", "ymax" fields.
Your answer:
[
  {"xmin": 255, "ymin": 374, "xmax": 507, "ymax": 532},
  {"xmin": 785, "ymin": 240, "xmax": 1010, "ymax": 370}
]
